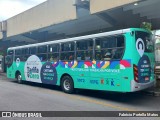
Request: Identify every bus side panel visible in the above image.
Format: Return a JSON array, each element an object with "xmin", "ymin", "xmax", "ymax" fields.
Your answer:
[
  {"xmin": 7, "ymin": 66, "xmax": 15, "ymax": 79},
  {"xmin": 55, "ymin": 60, "xmax": 132, "ymax": 92},
  {"xmin": 129, "ymin": 28, "xmax": 155, "ymax": 92},
  {"xmin": 56, "ymin": 62, "xmax": 91, "ymax": 89},
  {"xmin": 7, "ymin": 61, "xmax": 26, "ymax": 80},
  {"xmin": 121, "ymin": 33, "xmax": 135, "ymax": 92}
]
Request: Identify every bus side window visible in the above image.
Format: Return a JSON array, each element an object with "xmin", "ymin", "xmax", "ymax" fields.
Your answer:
[
  {"xmin": 76, "ymin": 39, "xmax": 93, "ymax": 61},
  {"xmin": 103, "ymin": 49, "xmax": 111, "ymax": 61},
  {"xmin": 95, "ymin": 39, "xmax": 102, "ymax": 60},
  {"xmin": 76, "ymin": 51, "xmax": 83, "ymax": 60},
  {"xmin": 6, "ymin": 50, "xmax": 14, "ymax": 67},
  {"xmin": 37, "ymin": 45, "xmax": 47, "ymax": 61},
  {"xmin": 29, "ymin": 47, "xmax": 37, "ymax": 55},
  {"xmin": 95, "ymin": 35, "xmax": 125, "ymax": 61},
  {"xmin": 117, "ymin": 36, "xmax": 124, "ymax": 47},
  {"xmin": 85, "ymin": 51, "xmax": 92, "ymax": 60},
  {"xmin": 21, "ymin": 48, "xmax": 29, "ymax": 61},
  {"xmin": 48, "ymin": 44, "xmax": 59, "ymax": 62},
  {"xmin": 60, "ymin": 42, "xmax": 74, "ymax": 61},
  {"xmin": 113, "ymin": 35, "xmax": 125, "ymax": 60},
  {"xmin": 15, "ymin": 49, "xmax": 22, "ymax": 61},
  {"xmin": 113, "ymin": 48, "xmax": 124, "ymax": 59}
]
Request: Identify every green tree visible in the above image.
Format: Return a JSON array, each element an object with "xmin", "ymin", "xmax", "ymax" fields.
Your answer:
[
  {"xmin": 140, "ymin": 22, "xmax": 152, "ymax": 31},
  {"xmin": 0, "ymin": 51, "xmax": 4, "ymax": 56}
]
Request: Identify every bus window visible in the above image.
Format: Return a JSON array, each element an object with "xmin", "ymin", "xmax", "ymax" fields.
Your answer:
[
  {"xmin": 48, "ymin": 44, "xmax": 59, "ymax": 62},
  {"xmin": 76, "ymin": 51, "xmax": 93, "ymax": 61},
  {"xmin": 61, "ymin": 52, "xmax": 74, "ymax": 61},
  {"xmin": 61, "ymin": 42, "xmax": 74, "ymax": 61},
  {"xmin": 112, "ymin": 48, "xmax": 124, "ymax": 59},
  {"xmin": 37, "ymin": 54, "xmax": 47, "ymax": 61},
  {"xmin": 101, "ymin": 37, "xmax": 116, "ymax": 49},
  {"xmin": 22, "ymin": 48, "xmax": 29, "ymax": 55},
  {"xmin": 77, "ymin": 41, "xmax": 88, "ymax": 50},
  {"xmin": 112, "ymin": 35, "xmax": 125, "ymax": 59},
  {"xmin": 117, "ymin": 36, "xmax": 125, "ymax": 47},
  {"xmin": 37, "ymin": 45, "xmax": 47, "ymax": 61},
  {"xmin": 76, "ymin": 40, "xmax": 93, "ymax": 61},
  {"xmin": 22, "ymin": 48, "xmax": 29, "ymax": 61},
  {"xmin": 48, "ymin": 53, "xmax": 59, "ymax": 62},
  {"xmin": 61, "ymin": 42, "xmax": 74, "ymax": 51},
  {"xmin": 29, "ymin": 47, "xmax": 37, "ymax": 55},
  {"xmin": 38, "ymin": 45, "xmax": 47, "ymax": 53},
  {"xmin": 48, "ymin": 44, "xmax": 59, "ymax": 53},
  {"xmin": 8, "ymin": 50, "xmax": 14, "ymax": 55},
  {"xmin": 15, "ymin": 49, "xmax": 22, "ymax": 56},
  {"xmin": 6, "ymin": 50, "xmax": 14, "ymax": 67},
  {"xmin": 15, "ymin": 49, "xmax": 22, "ymax": 61},
  {"xmin": 95, "ymin": 35, "xmax": 125, "ymax": 60}
]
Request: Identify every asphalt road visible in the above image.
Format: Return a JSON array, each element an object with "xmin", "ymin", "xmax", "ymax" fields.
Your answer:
[{"xmin": 0, "ymin": 73, "xmax": 160, "ymax": 120}]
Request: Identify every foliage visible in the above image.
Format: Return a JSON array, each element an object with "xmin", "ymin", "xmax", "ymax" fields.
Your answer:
[
  {"xmin": 140, "ymin": 22, "xmax": 152, "ymax": 31},
  {"xmin": 0, "ymin": 51, "xmax": 4, "ymax": 56}
]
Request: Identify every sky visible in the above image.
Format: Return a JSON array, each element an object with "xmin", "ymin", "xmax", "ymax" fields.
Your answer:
[{"xmin": 0, "ymin": 0, "xmax": 47, "ymax": 21}]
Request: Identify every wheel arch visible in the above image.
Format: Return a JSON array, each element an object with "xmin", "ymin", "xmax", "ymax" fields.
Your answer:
[
  {"xmin": 60, "ymin": 73, "xmax": 74, "ymax": 94},
  {"xmin": 15, "ymin": 70, "xmax": 21, "ymax": 79},
  {"xmin": 60, "ymin": 73, "xmax": 73, "ymax": 86}
]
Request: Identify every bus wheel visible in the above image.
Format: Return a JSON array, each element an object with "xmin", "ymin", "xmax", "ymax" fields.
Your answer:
[
  {"xmin": 17, "ymin": 73, "xmax": 22, "ymax": 84},
  {"xmin": 61, "ymin": 76, "xmax": 74, "ymax": 94}
]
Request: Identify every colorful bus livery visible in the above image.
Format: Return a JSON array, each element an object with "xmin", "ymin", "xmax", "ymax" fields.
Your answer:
[{"xmin": 6, "ymin": 28, "xmax": 155, "ymax": 93}]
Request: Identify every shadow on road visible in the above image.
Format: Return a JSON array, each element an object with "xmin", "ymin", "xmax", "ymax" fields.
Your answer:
[
  {"xmin": 10, "ymin": 79, "xmax": 158, "ymax": 108},
  {"xmin": 1, "ymin": 73, "xmax": 159, "ymax": 110},
  {"xmin": 74, "ymin": 89, "xmax": 160, "ymax": 109},
  {"xmin": 11, "ymin": 80, "xmax": 61, "ymax": 91}
]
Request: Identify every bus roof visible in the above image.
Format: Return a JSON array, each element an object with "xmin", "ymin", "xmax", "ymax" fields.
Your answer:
[{"xmin": 8, "ymin": 28, "xmax": 139, "ymax": 50}]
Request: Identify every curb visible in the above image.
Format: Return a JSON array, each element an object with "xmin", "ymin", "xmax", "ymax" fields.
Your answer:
[
  {"xmin": 0, "ymin": 73, "xmax": 6, "ymax": 77},
  {"xmin": 142, "ymin": 90, "xmax": 160, "ymax": 97},
  {"xmin": 153, "ymin": 91, "xmax": 160, "ymax": 97}
]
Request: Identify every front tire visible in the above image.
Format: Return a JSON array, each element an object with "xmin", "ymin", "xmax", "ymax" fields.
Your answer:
[
  {"xmin": 17, "ymin": 73, "xmax": 22, "ymax": 84},
  {"xmin": 61, "ymin": 76, "xmax": 74, "ymax": 94}
]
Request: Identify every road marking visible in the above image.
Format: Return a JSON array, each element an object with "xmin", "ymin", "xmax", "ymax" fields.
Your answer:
[{"xmin": 36, "ymin": 87, "xmax": 137, "ymax": 111}]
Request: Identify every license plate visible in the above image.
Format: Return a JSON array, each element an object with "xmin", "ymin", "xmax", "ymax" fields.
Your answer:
[{"xmin": 145, "ymin": 77, "xmax": 149, "ymax": 81}]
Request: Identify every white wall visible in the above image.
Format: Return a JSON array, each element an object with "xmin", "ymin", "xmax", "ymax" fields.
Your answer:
[
  {"xmin": 90, "ymin": 0, "xmax": 139, "ymax": 14},
  {"xmin": 7, "ymin": 0, "xmax": 77, "ymax": 37},
  {"xmin": 0, "ymin": 32, "xmax": 2, "ymax": 40}
]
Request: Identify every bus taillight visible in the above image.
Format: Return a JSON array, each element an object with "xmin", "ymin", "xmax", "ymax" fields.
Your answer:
[{"xmin": 133, "ymin": 64, "xmax": 138, "ymax": 82}]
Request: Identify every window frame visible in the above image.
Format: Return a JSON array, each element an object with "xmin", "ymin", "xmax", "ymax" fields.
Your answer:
[
  {"xmin": 94, "ymin": 34, "xmax": 125, "ymax": 61},
  {"xmin": 76, "ymin": 39, "xmax": 93, "ymax": 61},
  {"xmin": 29, "ymin": 47, "xmax": 37, "ymax": 55},
  {"xmin": 48, "ymin": 44, "xmax": 60, "ymax": 62},
  {"xmin": 37, "ymin": 45, "xmax": 48, "ymax": 62},
  {"xmin": 60, "ymin": 42, "xmax": 75, "ymax": 61}
]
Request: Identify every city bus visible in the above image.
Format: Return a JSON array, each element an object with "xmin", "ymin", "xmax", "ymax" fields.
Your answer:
[{"xmin": 6, "ymin": 28, "xmax": 155, "ymax": 93}]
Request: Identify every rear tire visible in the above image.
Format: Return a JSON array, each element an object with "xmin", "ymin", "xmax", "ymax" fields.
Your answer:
[
  {"xmin": 16, "ymin": 73, "xmax": 22, "ymax": 84},
  {"xmin": 61, "ymin": 76, "xmax": 74, "ymax": 94}
]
